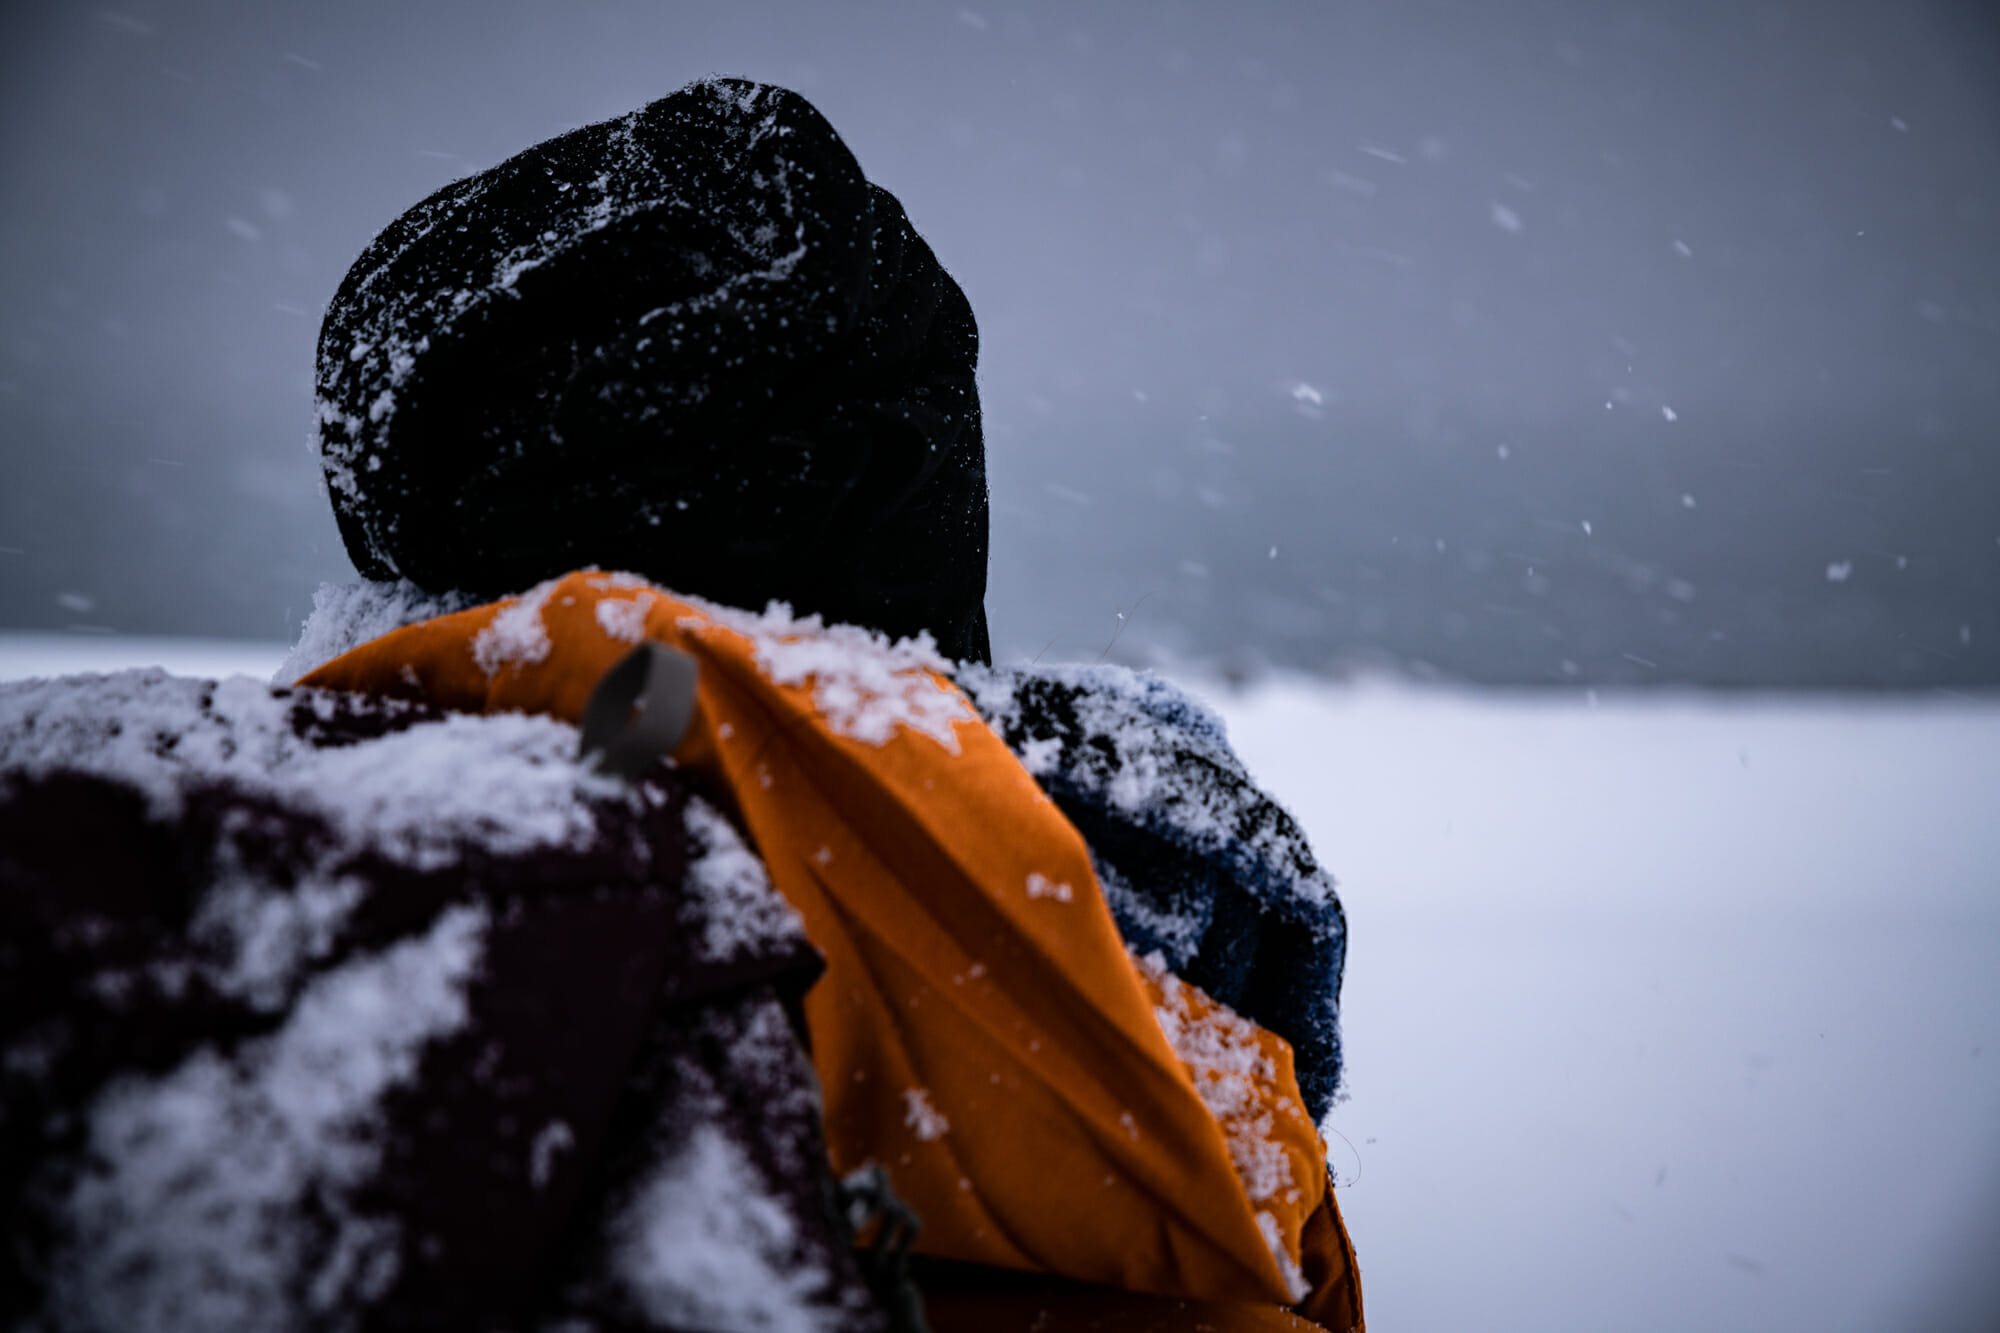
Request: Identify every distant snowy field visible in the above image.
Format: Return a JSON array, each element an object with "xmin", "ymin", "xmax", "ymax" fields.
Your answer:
[
  {"xmin": 1212, "ymin": 676, "xmax": 2000, "ymax": 1333},
  {"xmin": 0, "ymin": 633, "xmax": 293, "ymax": 684},
  {"xmin": 4, "ymin": 633, "xmax": 1996, "ymax": 1333}
]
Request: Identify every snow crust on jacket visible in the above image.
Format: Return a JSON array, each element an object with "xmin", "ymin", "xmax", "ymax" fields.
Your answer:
[
  {"xmin": 958, "ymin": 662, "xmax": 1349, "ymax": 1121},
  {"xmin": 274, "ymin": 578, "xmax": 473, "ymax": 686},
  {"xmin": 0, "ymin": 666, "xmax": 866, "ymax": 1333},
  {"xmin": 50, "ymin": 906, "xmax": 487, "ymax": 1333}
]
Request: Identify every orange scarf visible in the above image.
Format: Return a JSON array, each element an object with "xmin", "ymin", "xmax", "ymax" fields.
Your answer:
[{"xmin": 302, "ymin": 571, "xmax": 1359, "ymax": 1326}]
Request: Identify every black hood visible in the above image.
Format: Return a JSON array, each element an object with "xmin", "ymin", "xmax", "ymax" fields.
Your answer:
[{"xmin": 316, "ymin": 78, "xmax": 990, "ymax": 663}]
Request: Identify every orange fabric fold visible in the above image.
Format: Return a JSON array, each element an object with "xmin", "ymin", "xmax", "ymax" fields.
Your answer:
[
  {"xmin": 301, "ymin": 571, "xmax": 1351, "ymax": 1314},
  {"xmin": 919, "ymin": 1245, "xmax": 1362, "ymax": 1333}
]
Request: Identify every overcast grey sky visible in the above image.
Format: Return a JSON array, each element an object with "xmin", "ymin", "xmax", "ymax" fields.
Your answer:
[{"xmin": 1, "ymin": 0, "xmax": 1995, "ymax": 685}]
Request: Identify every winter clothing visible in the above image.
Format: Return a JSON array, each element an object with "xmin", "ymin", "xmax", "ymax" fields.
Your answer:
[
  {"xmin": 959, "ymin": 666, "xmax": 1347, "ymax": 1124},
  {"xmin": 5, "ymin": 66, "xmax": 1367, "ymax": 1333},
  {"xmin": 1, "ymin": 581, "xmax": 1361, "ymax": 1331},
  {"xmin": 315, "ymin": 78, "xmax": 989, "ymax": 663},
  {"xmin": 0, "ymin": 669, "xmax": 881, "ymax": 1333},
  {"xmin": 300, "ymin": 571, "xmax": 1355, "ymax": 1317}
]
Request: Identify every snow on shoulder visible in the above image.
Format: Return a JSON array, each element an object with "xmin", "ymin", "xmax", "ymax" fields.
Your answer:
[
  {"xmin": 275, "ymin": 579, "xmax": 473, "ymax": 684},
  {"xmin": 0, "ymin": 668, "xmax": 619, "ymax": 1014},
  {"xmin": 958, "ymin": 659, "xmax": 1350, "ymax": 1124},
  {"xmin": 687, "ymin": 597, "xmax": 976, "ymax": 753},
  {"xmin": 960, "ymin": 659, "xmax": 1342, "ymax": 930},
  {"xmin": 0, "ymin": 669, "xmax": 620, "ymax": 871},
  {"xmin": 471, "ymin": 576, "xmax": 560, "ymax": 677},
  {"xmin": 279, "ymin": 576, "xmax": 979, "ymax": 755}
]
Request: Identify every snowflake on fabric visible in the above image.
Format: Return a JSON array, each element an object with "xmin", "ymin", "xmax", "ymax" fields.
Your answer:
[
  {"xmin": 901, "ymin": 1088, "xmax": 950, "ymax": 1142},
  {"xmin": 1025, "ymin": 872, "xmax": 1074, "ymax": 903}
]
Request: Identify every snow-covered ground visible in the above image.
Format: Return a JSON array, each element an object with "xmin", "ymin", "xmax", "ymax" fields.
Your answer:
[
  {"xmin": 0, "ymin": 633, "xmax": 294, "ymax": 684},
  {"xmin": 3, "ymin": 633, "xmax": 1995, "ymax": 1332},
  {"xmin": 1207, "ymin": 675, "xmax": 2000, "ymax": 1333}
]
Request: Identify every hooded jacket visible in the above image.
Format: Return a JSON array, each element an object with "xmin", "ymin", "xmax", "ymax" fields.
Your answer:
[
  {"xmin": 315, "ymin": 78, "xmax": 990, "ymax": 664},
  {"xmin": 299, "ymin": 571, "xmax": 1361, "ymax": 1330},
  {"xmin": 2, "ymin": 66, "xmax": 1366, "ymax": 1333},
  {"xmin": 1, "ymin": 583, "xmax": 1360, "ymax": 1332},
  {"xmin": 0, "ymin": 667, "xmax": 878, "ymax": 1333}
]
